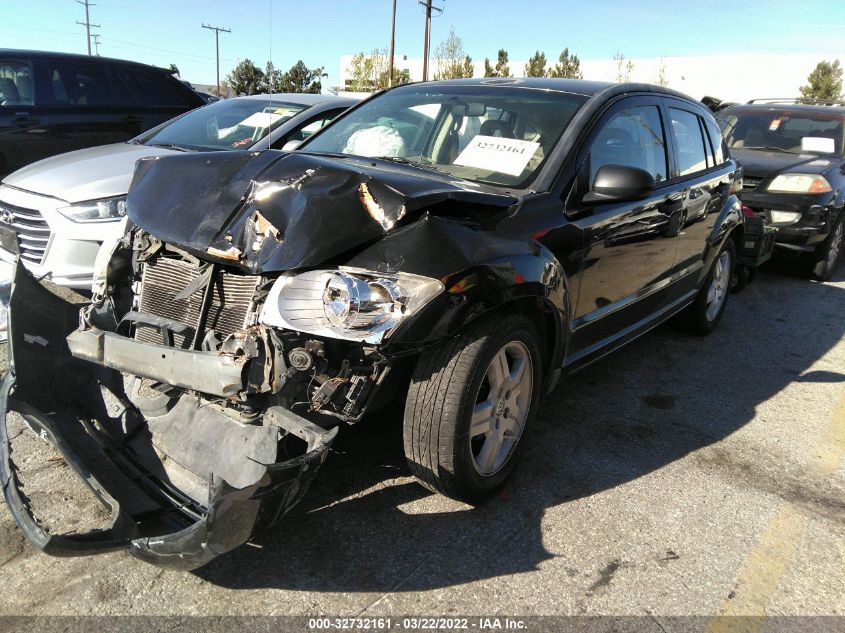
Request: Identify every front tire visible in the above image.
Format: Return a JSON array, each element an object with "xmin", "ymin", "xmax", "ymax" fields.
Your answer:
[
  {"xmin": 403, "ymin": 314, "xmax": 542, "ymax": 502},
  {"xmin": 812, "ymin": 216, "xmax": 844, "ymax": 281},
  {"xmin": 678, "ymin": 237, "xmax": 735, "ymax": 335}
]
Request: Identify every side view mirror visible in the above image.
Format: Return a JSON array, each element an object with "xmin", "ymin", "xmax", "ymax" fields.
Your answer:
[
  {"xmin": 281, "ymin": 140, "xmax": 302, "ymax": 152},
  {"xmin": 582, "ymin": 164, "xmax": 656, "ymax": 204}
]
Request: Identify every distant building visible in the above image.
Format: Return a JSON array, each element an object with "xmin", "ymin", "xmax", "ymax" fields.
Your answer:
[{"xmin": 336, "ymin": 52, "xmax": 839, "ymax": 103}]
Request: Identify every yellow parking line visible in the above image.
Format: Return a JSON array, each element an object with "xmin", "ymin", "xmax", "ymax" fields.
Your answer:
[{"xmin": 706, "ymin": 390, "xmax": 845, "ymax": 633}]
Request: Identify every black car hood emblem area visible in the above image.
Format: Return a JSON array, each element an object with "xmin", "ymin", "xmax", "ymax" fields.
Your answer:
[{"xmin": 126, "ymin": 151, "xmax": 517, "ymax": 273}]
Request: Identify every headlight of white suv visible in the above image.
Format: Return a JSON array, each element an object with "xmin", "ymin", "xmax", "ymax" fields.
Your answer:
[
  {"xmin": 57, "ymin": 196, "xmax": 127, "ymax": 222},
  {"xmin": 259, "ymin": 268, "xmax": 444, "ymax": 343}
]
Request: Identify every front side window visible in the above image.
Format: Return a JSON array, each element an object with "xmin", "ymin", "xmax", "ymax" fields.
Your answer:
[
  {"xmin": 589, "ymin": 105, "xmax": 668, "ymax": 184},
  {"xmin": 302, "ymin": 85, "xmax": 588, "ymax": 188},
  {"xmin": 139, "ymin": 98, "xmax": 309, "ymax": 151},
  {"xmin": 0, "ymin": 60, "xmax": 34, "ymax": 106},
  {"xmin": 717, "ymin": 109, "xmax": 844, "ymax": 155},
  {"xmin": 670, "ymin": 108, "xmax": 708, "ymax": 176}
]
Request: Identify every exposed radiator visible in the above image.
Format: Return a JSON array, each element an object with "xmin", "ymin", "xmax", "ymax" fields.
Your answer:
[{"xmin": 134, "ymin": 257, "xmax": 260, "ymax": 349}]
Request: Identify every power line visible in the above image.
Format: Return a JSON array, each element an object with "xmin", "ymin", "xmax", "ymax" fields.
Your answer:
[
  {"xmin": 202, "ymin": 23, "xmax": 231, "ymax": 97},
  {"xmin": 75, "ymin": 0, "xmax": 100, "ymax": 56}
]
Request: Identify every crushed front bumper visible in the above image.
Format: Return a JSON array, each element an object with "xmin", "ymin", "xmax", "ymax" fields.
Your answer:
[{"xmin": 0, "ymin": 260, "xmax": 337, "ymax": 570}]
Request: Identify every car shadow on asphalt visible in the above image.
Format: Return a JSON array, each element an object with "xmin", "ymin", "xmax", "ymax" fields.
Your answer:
[{"xmin": 194, "ymin": 258, "xmax": 845, "ymax": 592}]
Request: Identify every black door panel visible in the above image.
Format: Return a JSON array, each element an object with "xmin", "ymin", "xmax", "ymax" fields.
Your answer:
[{"xmin": 566, "ymin": 98, "xmax": 679, "ymax": 358}]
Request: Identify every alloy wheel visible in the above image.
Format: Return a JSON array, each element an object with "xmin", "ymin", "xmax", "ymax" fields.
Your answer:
[
  {"xmin": 705, "ymin": 251, "xmax": 731, "ymax": 322},
  {"xmin": 469, "ymin": 341, "xmax": 533, "ymax": 476}
]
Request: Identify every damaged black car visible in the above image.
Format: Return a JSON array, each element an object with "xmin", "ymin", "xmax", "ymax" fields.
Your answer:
[{"xmin": 0, "ymin": 78, "xmax": 743, "ymax": 570}]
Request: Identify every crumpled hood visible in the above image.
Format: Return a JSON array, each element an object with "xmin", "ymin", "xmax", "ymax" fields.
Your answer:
[
  {"xmin": 2, "ymin": 143, "xmax": 179, "ymax": 203},
  {"xmin": 731, "ymin": 147, "xmax": 835, "ymax": 179},
  {"xmin": 126, "ymin": 151, "xmax": 516, "ymax": 273}
]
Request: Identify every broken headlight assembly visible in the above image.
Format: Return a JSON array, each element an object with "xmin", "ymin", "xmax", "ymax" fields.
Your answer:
[
  {"xmin": 259, "ymin": 268, "xmax": 444, "ymax": 342},
  {"xmin": 57, "ymin": 196, "xmax": 128, "ymax": 223}
]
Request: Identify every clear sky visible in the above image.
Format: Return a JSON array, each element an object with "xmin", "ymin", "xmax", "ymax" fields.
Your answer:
[{"xmin": 2, "ymin": 0, "xmax": 843, "ymax": 88}]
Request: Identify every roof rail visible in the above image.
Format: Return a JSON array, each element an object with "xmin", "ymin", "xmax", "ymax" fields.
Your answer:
[{"xmin": 746, "ymin": 97, "xmax": 845, "ymax": 106}]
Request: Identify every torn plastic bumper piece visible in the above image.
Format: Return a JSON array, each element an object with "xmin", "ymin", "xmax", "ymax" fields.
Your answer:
[{"xmin": 0, "ymin": 260, "xmax": 337, "ymax": 570}]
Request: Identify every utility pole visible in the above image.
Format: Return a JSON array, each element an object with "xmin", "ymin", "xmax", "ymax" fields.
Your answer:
[
  {"xmin": 76, "ymin": 0, "xmax": 100, "ymax": 56},
  {"xmin": 388, "ymin": 0, "xmax": 396, "ymax": 87},
  {"xmin": 202, "ymin": 23, "xmax": 231, "ymax": 97},
  {"xmin": 92, "ymin": 33, "xmax": 101, "ymax": 56},
  {"xmin": 418, "ymin": 0, "xmax": 442, "ymax": 81}
]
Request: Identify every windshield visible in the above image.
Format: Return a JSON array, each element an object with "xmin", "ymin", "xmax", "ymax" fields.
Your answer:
[
  {"xmin": 717, "ymin": 109, "xmax": 845, "ymax": 156},
  {"xmin": 302, "ymin": 85, "xmax": 588, "ymax": 188},
  {"xmin": 139, "ymin": 98, "xmax": 309, "ymax": 151}
]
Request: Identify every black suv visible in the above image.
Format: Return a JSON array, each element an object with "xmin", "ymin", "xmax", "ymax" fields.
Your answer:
[
  {"xmin": 716, "ymin": 99, "xmax": 845, "ymax": 279},
  {"xmin": 0, "ymin": 49, "xmax": 204, "ymax": 177},
  {"xmin": 1, "ymin": 79, "xmax": 743, "ymax": 569}
]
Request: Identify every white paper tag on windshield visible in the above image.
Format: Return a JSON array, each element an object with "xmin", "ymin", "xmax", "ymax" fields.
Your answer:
[
  {"xmin": 238, "ymin": 112, "xmax": 285, "ymax": 129},
  {"xmin": 801, "ymin": 136, "xmax": 835, "ymax": 153},
  {"xmin": 454, "ymin": 135, "xmax": 541, "ymax": 176}
]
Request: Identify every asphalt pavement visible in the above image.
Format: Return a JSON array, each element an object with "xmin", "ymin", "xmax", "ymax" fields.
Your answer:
[{"xmin": 0, "ymin": 259, "xmax": 842, "ymax": 627}]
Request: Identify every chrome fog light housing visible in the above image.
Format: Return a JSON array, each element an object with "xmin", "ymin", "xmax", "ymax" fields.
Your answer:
[{"xmin": 260, "ymin": 268, "xmax": 444, "ymax": 343}]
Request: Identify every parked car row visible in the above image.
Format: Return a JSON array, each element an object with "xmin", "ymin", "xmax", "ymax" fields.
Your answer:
[{"xmin": 0, "ymin": 65, "xmax": 841, "ymax": 571}]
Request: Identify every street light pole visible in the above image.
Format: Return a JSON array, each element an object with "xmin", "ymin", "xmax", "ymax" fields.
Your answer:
[
  {"xmin": 388, "ymin": 0, "xmax": 396, "ymax": 87},
  {"xmin": 422, "ymin": 0, "xmax": 431, "ymax": 81},
  {"xmin": 202, "ymin": 23, "xmax": 231, "ymax": 96}
]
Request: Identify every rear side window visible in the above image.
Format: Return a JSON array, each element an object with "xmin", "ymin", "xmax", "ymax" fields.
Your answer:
[
  {"xmin": 703, "ymin": 118, "xmax": 727, "ymax": 165},
  {"xmin": 670, "ymin": 108, "xmax": 708, "ymax": 176},
  {"xmin": 118, "ymin": 67, "xmax": 193, "ymax": 107},
  {"xmin": 0, "ymin": 59, "xmax": 34, "ymax": 106},
  {"xmin": 37, "ymin": 59, "xmax": 117, "ymax": 106},
  {"xmin": 589, "ymin": 105, "xmax": 668, "ymax": 184}
]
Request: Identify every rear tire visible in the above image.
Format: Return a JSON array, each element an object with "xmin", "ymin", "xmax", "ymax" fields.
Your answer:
[
  {"xmin": 402, "ymin": 314, "xmax": 542, "ymax": 502},
  {"xmin": 678, "ymin": 238, "xmax": 735, "ymax": 335},
  {"xmin": 812, "ymin": 216, "xmax": 844, "ymax": 281}
]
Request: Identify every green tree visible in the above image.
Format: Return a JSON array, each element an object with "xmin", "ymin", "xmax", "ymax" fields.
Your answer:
[
  {"xmin": 484, "ymin": 49, "xmax": 510, "ymax": 78},
  {"xmin": 279, "ymin": 60, "xmax": 324, "ymax": 93},
  {"xmin": 800, "ymin": 59, "xmax": 843, "ymax": 101},
  {"xmin": 346, "ymin": 49, "xmax": 391, "ymax": 91},
  {"xmin": 262, "ymin": 61, "xmax": 284, "ymax": 93},
  {"xmin": 613, "ymin": 51, "xmax": 634, "ymax": 83},
  {"xmin": 377, "ymin": 66, "xmax": 410, "ymax": 89},
  {"xmin": 223, "ymin": 58, "xmax": 265, "ymax": 96},
  {"xmin": 434, "ymin": 27, "xmax": 473, "ymax": 79},
  {"xmin": 524, "ymin": 51, "xmax": 547, "ymax": 77},
  {"xmin": 168, "ymin": 63, "xmax": 180, "ymax": 77},
  {"xmin": 547, "ymin": 48, "xmax": 582, "ymax": 79}
]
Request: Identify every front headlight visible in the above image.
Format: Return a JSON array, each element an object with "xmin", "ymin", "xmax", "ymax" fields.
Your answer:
[
  {"xmin": 259, "ymin": 268, "xmax": 444, "ymax": 343},
  {"xmin": 766, "ymin": 174, "xmax": 832, "ymax": 194},
  {"xmin": 57, "ymin": 196, "xmax": 127, "ymax": 222}
]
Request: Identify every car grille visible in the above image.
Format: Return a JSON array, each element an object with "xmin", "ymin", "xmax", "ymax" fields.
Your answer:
[
  {"xmin": 0, "ymin": 201, "xmax": 51, "ymax": 264},
  {"xmin": 742, "ymin": 176, "xmax": 763, "ymax": 192},
  {"xmin": 134, "ymin": 257, "xmax": 260, "ymax": 349}
]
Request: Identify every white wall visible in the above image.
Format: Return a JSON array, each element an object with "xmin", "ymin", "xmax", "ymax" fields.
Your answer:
[{"xmin": 337, "ymin": 52, "xmax": 838, "ymax": 103}]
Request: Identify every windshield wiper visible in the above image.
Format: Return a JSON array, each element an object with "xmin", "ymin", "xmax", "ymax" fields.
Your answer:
[
  {"xmin": 146, "ymin": 142, "xmax": 196, "ymax": 152},
  {"xmin": 743, "ymin": 146, "xmax": 793, "ymax": 154},
  {"xmin": 374, "ymin": 156, "xmax": 450, "ymax": 174}
]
